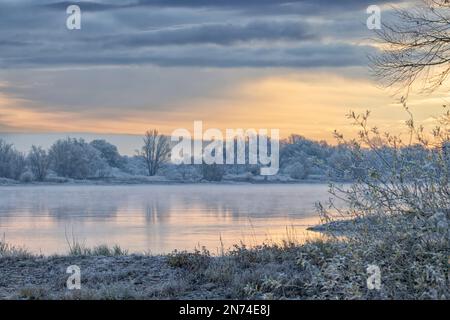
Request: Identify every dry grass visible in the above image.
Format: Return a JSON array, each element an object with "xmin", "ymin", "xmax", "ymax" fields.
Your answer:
[{"xmin": 0, "ymin": 236, "xmax": 31, "ymax": 258}]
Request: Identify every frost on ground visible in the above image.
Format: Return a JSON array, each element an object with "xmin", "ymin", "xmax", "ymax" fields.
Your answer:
[{"xmin": 0, "ymin": 253, "xmax": 177, "ymax": 300}]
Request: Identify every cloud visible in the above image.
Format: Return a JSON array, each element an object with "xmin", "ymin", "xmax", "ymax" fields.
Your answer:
[
  {"xmin": 101, "ymin": 21, "xmax": 316, "ymax": 47},
  {"xmin": 43, "ymin": 0, "xmax": 403, "ymax": 14},
  {"xmin": 0, "ymin": 42, "xmax": 376, "ymax": 69},
  {"xmin": 0, "ymin": 0, "xmax": 400, "ymax": 69}
]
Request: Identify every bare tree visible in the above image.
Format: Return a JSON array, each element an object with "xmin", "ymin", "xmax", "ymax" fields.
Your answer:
[
  {"xmin": 371, "ymin": 0, "xmax": 450, "ymax": 95},
  {"xmin": 28, "ymin": 145, "xmax": 50, "ymax": 181},
  {"xmin": 140, "ymin": 130, "xmax": 171, "ymax": 176}
]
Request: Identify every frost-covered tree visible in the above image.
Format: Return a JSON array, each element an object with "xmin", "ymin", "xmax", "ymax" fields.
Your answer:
[
  {"xmin": 0, "ymin": 139, "xmax": 26, "ymax": 180},
  {"xmin": 90, "ymin": 139, "xmax": 124, "ymax": 169},
  {"xmin": 140, "ymin": 130, "xmax": 171, "ymax": 176},
  {"xmin": 49, "ymin": 138, "xmax": 109, "ymax": 179},
  {"xmin": 280, "ymin": 134, "xmax": 332, "ymax": 178},
  {"xmin": 27, "ymin": 145, "xmax": 50, "ymax": 181},
  {"xmin": 327, "ymin": 145, "xmax": 355, "ymax": 180}
]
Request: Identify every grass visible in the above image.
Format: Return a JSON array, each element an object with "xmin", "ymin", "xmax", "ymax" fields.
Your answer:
[
  {"xmin": 68, "ymin": 242, "xmax": 129, "ymax": 256},
  {"xmin": 0, "ymin": 235, "xmax": 31, "ymax": 258},
  {"xmin": 167, "ymin": 247, "xmax": 212, "ymax": 271},
  {"xmin": 66, "ymin": 231, "xmax": 128, "ymax": 256}
]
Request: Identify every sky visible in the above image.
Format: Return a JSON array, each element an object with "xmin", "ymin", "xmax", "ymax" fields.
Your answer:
[{"xmin": 0, "ymin": 0, "xmax": 447, "ymax": 154}]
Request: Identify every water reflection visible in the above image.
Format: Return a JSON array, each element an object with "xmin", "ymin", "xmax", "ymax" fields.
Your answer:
[{"xmin": 0, "ymin": 184, "xmax": 333, "ymax": 254}]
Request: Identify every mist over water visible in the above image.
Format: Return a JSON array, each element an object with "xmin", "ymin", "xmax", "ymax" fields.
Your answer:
[{"xmin": 0, "ymin": 184, "xmax": 333, "ymax": 254}]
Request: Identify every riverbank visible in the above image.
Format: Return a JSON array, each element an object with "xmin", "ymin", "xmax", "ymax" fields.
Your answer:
[
  {"xmin": 0, "ymin": 213, "xmax": 447, "ymax": 300},
  {"xmin": 0, "ymin": 239, "xmax": 367, "ymax": 300},
  {"xmin": 0, "ymin": 175, "xmax": 344, "ymax": 187}
]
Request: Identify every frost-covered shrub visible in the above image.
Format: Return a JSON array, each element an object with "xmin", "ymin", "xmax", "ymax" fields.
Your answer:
[
  {"xmin": 201, "ymin": 163, "xmax": 224, "ymax": 181},
  {"xmin": 316, "ymin": 107, "xmax": 450, "ymax": 299},
  {"xmin": 0, "ymin": 139, "xmax": 26, "ymax": 180},
  {"xmin": 44, "ymin": 175, "xmax": 70, "ymax": 183},
  {"xmin": 19, "ymin": 171, "xmax": 34, "ymax": 183},
  {"xmin": 322, "ymin": 107, "xmax": 449, "ymax": 223},
  {"xmin": 286, "ymin": 162, "xmax": 309, "ymax": 180},
  {"xmin": 162, "ymin": 164, "xmax": 201, "ymax": 181},
  {"xmin": 122, "ymin": 156, "xmax": 148, "ymax": 176}
]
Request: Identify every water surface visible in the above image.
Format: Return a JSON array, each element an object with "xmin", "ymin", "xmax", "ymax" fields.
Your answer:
[{"xmin": 0, "ymin": 184, "xmax": 331, "ymax": 254}]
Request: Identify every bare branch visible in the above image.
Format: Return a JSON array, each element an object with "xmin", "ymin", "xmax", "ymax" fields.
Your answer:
[{"xmin": 370, "ymin": 0, "xmax": 450, "ymax": 95}]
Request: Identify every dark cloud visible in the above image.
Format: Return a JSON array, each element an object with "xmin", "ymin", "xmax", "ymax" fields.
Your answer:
[
  {"xmin": 0, "ymin": 42, "xmax": 376, "ymax": 69},
  {"xmin": 135, "ymin": 0, "xmax": 396, "ymax": 6},
  {"xmin": 34, "ymin": 0, "xmax": 407, "ymax": 22},
  {"xmin": 42, "ymin": 0, "xmax": 402, "ymax": 13},
  {"xmin": 0, "ymin": 0, "xmax": 400, "ymax": 69},
  {"xmin": 135, "ymin": 0, "xmax": 405, "ymax": 16},
  {"xmin": 101, "ymin": 21, "xmax": 316, "ymax": 47},
  {"xmin": 42, "ymin": 1, "xmax": 129, "ymax": 11}
]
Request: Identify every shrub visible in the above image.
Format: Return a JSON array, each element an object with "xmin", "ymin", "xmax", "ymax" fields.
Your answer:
[
  {"xmin": 167, "ymin": 248, "xmax": 211, "ymax": 271},
  {"xmin": 286, "ymin": 162, "xmax": 309, "ymax": 180},
  {"xmin": 19, "ymin": 171, "xmax": 34, "ymax": 183},
  {"xmin": 201, "ymin": 163, "xmax": 224, "ymax": 181},
  {"xmin": 316, "ymin": 107, "xmax": 450, "ymax": 299}
]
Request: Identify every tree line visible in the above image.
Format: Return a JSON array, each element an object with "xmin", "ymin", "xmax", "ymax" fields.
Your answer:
[{"xmin": 0, "ymin": 128, "xmax": 444, "ymax": 183}]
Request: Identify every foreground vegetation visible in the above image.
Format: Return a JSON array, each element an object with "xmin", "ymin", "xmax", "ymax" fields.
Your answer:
[{"xmin": 0, "ymin": 218, "xmax": 447, "ymax": 300}]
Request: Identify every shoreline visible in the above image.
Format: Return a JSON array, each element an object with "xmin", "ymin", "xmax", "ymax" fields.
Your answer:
[{"xmin": 0, "ymin": 178, "xmax": 342, "ymax": 187}]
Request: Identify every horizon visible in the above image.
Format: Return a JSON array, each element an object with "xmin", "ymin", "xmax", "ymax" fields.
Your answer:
[{"xmin": 0, "ymin": 128, "xmax": 329, "ymax": 156}]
